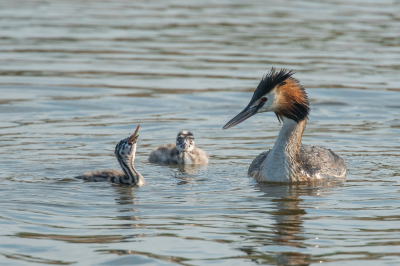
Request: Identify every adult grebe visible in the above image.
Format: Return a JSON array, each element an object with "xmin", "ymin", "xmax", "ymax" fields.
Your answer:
[
  {"xmin": 148, "ymin": 131, "xmax": 209, "ymax": 165},
  {"xmin": 76, "ymin": 125, "xmax": 145, "ymax": 186},
  {"xmin": 223, "ymin": 68, "xmax": 346, "ymax": 182}
]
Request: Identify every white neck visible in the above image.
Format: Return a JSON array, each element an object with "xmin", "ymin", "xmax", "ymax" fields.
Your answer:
[
  {"xmin": 273, "ymin": 117, "xmax": 304, "ymax": 154},
  {"xmin": 260, "ymin": 117, "xmax": 306, "ymax": 182}
]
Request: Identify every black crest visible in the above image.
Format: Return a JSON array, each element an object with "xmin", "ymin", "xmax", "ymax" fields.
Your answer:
[
  {"xmin": 249, "ymin": 67, "xmax": 296, "ymax": 106},
  {"xmin": 250, "ymin": 67, "xmax": 309, "ymax": 123}
]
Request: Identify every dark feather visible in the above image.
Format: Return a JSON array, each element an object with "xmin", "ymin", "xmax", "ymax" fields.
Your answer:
[{"xmin": 249, "ymin": 67, "xmax": 296, "ymax": 106}]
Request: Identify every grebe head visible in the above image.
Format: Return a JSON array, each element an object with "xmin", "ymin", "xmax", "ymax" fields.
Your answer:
[
  {"xmin": 176, "ymin": 131, "xmax": 195, "ymax": 153},
  {"xmin": 115, "ymin": 124, "xmax": 140, "ymax": 164},
  {"xmin": 223, "ymin": 67, "xmax": 310, "ymax": 129}
]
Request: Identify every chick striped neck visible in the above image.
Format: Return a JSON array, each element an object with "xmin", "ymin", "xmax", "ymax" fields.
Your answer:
[
  {"xmin": 115, "ymin": 146, "xmax": 141, "ymax": 185},
  {"xmin": 117, "ymin": 158, "xmax": 140, "ymax": 184}
]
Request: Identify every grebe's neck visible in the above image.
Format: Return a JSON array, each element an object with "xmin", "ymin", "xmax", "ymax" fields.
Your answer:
[
  {"xmin": 272, "ymin": 117, "xmax": 306, "ymax": 155},
  {"xmin": 117, "ymin": 150, "xmax": 144, "ymax": 186},
  {"xmin": 178, "ymin": 151, "xmax": 193, "ymax": 164},
  {"xmin": 261, "ymin": 117, "xmax": 306, "ymax": 182}
]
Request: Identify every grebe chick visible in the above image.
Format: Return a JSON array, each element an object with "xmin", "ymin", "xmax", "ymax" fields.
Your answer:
[
  {"xmin": 148, "ymin": 131, "xmax": 208, "ymax": 165},
  {"xmin": 76, "ymin": 125, "xmax": 145, "ymax": 186},
  {"xmin": 223, "ymin": 68, "xmax": 346, "ymax": 182}
]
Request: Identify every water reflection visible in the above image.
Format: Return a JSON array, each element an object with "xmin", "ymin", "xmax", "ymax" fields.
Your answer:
[
  {"xmin": 99, "ymin": 249, "xmax": 188, "ymax": 265},
  {"xmin": 165, "ymin": 164, "xmax": 207, "ymax": 185},
  {"xmin": 112, "ymin": 186, "xmax": 138, "ymax": 206},
  {"xmin": 250, "ymin": 181, "xmax": 343, "ymax": 265},
  {"xmin": 111, "ymin": 186, "xmax": 143, "ymax": 231}
]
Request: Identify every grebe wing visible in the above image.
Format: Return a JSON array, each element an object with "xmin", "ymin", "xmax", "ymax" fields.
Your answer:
[
  {"xmin": 299, "ymin": 144, "xmax": 346, "ymax": 179},
  {"xmin": 189, "ymin": 147, "xmax": 209, "ymax": 164},
  {"xmin": 248, "ymin": 150, "xmax": 271, "ymax": 178},
  {"xmin": 75, "ymin": 169, "xmax": 125, "ymax": 182},
  {"xmin": 148, "ymin": 143, "xmax": 180, "ymax": 164}
]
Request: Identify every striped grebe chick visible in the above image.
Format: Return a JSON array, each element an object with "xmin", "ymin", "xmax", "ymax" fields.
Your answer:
[
  {"xmin": 76, "ymin": 125, "xmax": 145, "ymax": 186},
  {"xmin": 223, "ymin": 68, "xmax": 346, "ymax": 182},
  {"xmin": 148, "ymin": 131, "xmax": 209, "ymax": 165}
]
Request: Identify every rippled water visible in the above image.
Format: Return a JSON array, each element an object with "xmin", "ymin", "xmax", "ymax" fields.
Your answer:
[{"xmin": 1, "ymin": 0, "xmax": 400, "ymax": 265}]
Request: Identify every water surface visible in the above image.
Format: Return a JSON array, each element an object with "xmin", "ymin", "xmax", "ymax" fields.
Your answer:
[{"xmin": 1, "ymin": 0, "xmax": 400, "ymax": 265}]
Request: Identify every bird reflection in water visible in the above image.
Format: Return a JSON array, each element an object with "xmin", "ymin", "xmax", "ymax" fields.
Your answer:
[
  {"xmin": 170, "ymin": 164, "xmax": 207, "ymax": 185},
  {"xmin": 240, "ymin": 180, "xmax": 343, "ymax": 265},
  {"xmin": 112, "ymin": 185, "xmax": 142, "ymax": 228}
]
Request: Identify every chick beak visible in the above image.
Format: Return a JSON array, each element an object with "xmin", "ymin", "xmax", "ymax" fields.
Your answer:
[{"xmin": 128, "ymin": 124, "xmax": 140, "ymax": 143}]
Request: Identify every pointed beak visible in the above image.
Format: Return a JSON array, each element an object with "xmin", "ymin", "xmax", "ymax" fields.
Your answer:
[
  {"xmin": 128, "ymin": 124, "xmax": 140, "ymax": 143},
  {"xmin": 223, "ymin": 102, "xmax": 264, "ymax": 130}
]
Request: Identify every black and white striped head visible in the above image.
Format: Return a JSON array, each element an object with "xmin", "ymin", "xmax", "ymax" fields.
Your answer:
[
  {"xmin": 176, "ymin": 131, "xmax": 195, "ymax": 153},
  {"xmin": 115, "ymin": 125, "xmax": 140, "ymax": 165},
  {"xmin": 223, "ymin": 68, "xmax": 310, "ymax": 129}
]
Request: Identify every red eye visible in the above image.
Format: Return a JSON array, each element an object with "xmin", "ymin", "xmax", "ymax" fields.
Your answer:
[{"xmin": 261, "ymin": 97, "xmax": 268, "ymax": 102}]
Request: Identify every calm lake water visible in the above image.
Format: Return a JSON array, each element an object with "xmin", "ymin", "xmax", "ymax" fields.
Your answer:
[{"xmin": 1, "ymin": 0, "xmax": 400, "ymax": 265}]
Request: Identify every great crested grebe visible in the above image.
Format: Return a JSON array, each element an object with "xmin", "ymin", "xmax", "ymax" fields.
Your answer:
[
  {"xmin": 148, "ymin": 131, "xmax": 209, "ymax": 165},
  {"xmin": 223, "ymin": 68, "xmax": 346, "ymax": 182},
  {"xmin": 76, "ymin": 125, "xmax": 145, "ymax": 186}
]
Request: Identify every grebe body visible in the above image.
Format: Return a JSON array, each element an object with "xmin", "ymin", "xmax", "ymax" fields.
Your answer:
[
  {"xmin": 76, "ymin": 125, "xmax": 145, "ymax": 186},
  {"xmin": 223, "ymin": 68, "xmax": 346, "ymax": 182},
  {"xmin": 149, "ymin": 131, "xmax": 208, "ymax": 165}
]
